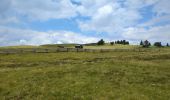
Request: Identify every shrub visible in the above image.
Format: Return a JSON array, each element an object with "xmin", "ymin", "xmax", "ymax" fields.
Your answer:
[{"xmin": 97, "ymin": 39, "xmax": 105, "ymax": 45}]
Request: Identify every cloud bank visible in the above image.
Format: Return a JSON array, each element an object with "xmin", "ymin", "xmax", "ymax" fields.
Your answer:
[{"xmin": 0, "ymin": 26, "xmax": 99, "ymax": 46}]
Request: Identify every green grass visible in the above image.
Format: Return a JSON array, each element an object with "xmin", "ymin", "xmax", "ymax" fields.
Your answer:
[
  {"xmin": 0, "ymin": 45, "xmax": 39, "ymax": 49},
  {"xmin": 84, "ymin": 44, "xmax": 140, "ymax": 49},
  {"xmin": 0, "ymin": 48, "xmax": 170, "ymax": 99},
  {"xmin": 40, "ymin": 44, "xmax": 141, "ymax": 49},
  {"xmin": 40, "ymin": 44, "xmax": 78, "ymax": 48}
]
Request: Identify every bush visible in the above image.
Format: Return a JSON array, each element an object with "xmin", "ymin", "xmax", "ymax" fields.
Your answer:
[
  {"xmin": 110, "ymin": 42, "xmax": 114, "ymax": 45},
  {"xmin": 115, "ymin": 40, "xmax": 129, "ymax": 45},
  {"xmin": 97, "ymin": 39, "xmax": 105, "ymax": 45},
  {"xmin": 142, "ymin": 40, "xmax": 151, "ymax": 48},
  {"xmin": 167, "ymin": 43, "xmax": 169, "ymax": 47}
]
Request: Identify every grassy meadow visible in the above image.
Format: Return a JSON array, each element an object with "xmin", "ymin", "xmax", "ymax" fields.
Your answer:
[{"xmin": 0, "ymin": 46, "xmax": 170, "ymax": 100}]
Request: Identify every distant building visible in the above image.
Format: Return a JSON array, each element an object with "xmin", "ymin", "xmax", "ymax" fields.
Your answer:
[
  {"xmin": 154, "ymin": 42, "xmax": 162, "ymax": 47},
  {"xmin": 75, "ymin": 45, "xmax": 83, "ymax": 49}
]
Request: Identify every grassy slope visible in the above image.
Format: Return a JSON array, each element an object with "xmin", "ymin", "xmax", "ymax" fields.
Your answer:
[
  {"xmin": 0, "ymin": 45, "xmax": 39, "ymax": 49},
  {"xmin": 41, "ymin": 44, "xmax": 141, "ymax": 49},
  {"xmin": 84, "ymin": 44, "xmax": 140, "ymax": 49},
  {"xmin": 1, "ymin": 44, "xmax": 139, "ymax": 49},
  {"xmin": 40, "ymin": 44, "xmax": 78, "ymax": 48},
  {"xmin": 0, "ymin": 48, "xmax": 170, "ymax": 100}
]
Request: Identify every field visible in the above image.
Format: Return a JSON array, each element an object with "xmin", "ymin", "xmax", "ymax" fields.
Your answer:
[
  {"xmin": 0, "ymin": 44, "xmax": 140, "ymax": 49},
  {"xmin": 0, "ymin": 45, "xmax": 170, "ymax": 100}
]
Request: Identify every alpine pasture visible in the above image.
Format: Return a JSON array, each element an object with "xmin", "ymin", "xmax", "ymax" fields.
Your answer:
[{"xmin": 0, "ymin": 45, "xmax": 170, "ymax": 100}]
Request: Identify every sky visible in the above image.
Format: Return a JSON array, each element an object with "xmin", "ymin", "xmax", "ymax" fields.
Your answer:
[{"xmin": 0, "ymin": 0, "xmax": 170, "ymax": 46}]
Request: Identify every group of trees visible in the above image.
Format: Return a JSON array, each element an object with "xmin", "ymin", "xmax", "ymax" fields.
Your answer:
[
  {"xmin": 167, "ymin": 43, "xmax": 169, "ymax": 47},
  {"xmin": 111, "ymin": 40, "xmax": 129, "ymax": 45},
  {"xmin": 97, "ymin": 39, "xmax": 129, "ymax": 45},
  {"xmin": 97, "ymin": 39, "xmax": 105, "ymax": 45},
  {"xmin": 140, "ymin": 40, "xmax": 151, "ymax": 48},
  {"xmin": 140, "ymin": 40, "xmax": 169, "ymax": 48},
  {"xmin": 97, "ymin": 39, "xmax": 169, "ymax": 47}
]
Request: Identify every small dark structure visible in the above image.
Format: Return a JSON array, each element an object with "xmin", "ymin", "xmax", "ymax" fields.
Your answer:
[
  {"xmin": 154, "ymin": 42, "xmax": 162, "ymax": 47},
  {"xmin": 75, "ymin": 45, "xmax": 83, "ymax": 49},
  {"xmin": 58, "ymin": 46, "xmax": 64, "ymax": 48}
]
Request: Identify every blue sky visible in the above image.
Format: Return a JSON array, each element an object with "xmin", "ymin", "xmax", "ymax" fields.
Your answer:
[{"xmin": 0, "ymin": 0, "xmax": 170, "ymax": 46}]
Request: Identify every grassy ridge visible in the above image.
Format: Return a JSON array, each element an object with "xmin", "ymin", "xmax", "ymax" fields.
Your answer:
[
  {"xmin": 0, "ymin": 49, "xmax": 170, "ymax": 99},
  {"xmin": 0, "ymin": 44, "xmax": 139, "ymax": 49}
]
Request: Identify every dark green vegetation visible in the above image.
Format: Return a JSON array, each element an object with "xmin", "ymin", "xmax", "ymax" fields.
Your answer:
[
  {"xmin": 97, "ymin": 39, "xmax": 105, "ymax": 45},
  {"xmin": 0, "ymin": 47, "xmax": 170, "ymax": 100}
]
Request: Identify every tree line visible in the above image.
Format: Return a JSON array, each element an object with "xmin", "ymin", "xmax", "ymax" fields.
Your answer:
[
  {"xmin": 97, "ymin": 39, "xmax": 129, "ymax": 45},
  {"xmin": 140, "ymin": 40, "xmax": 169, "ymax": 47},
  {"xmin": 96, "ymin": 39, "xmax": 169, "ymax": 47}
]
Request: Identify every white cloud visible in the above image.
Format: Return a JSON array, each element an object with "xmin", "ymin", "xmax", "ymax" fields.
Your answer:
[
  {"xmin": 0, "ymin": 26, "xmax": 99, "ymax": 46},
  {"xmin": 78, "ymin": 1, "xmax": 142, "ymax": 33},
  {"xmin": 0, "ymin": 17, "xmax": 19, "ymax": 24},
  {"xmin": 139, "ymin": 15, "xmax": 170, "ymax": 27},
  {"xmin": 77, "ymin": 0, "xmax": 112, "ymax": 17},
  {"xmin": 153, "ymin": 0, "xmax": 170, "ymax": 15},
  {"xmin": 77, "ymin": 0, "xmax": 170, "ymax": 44},
  {"xmin": 13, "ymin": 0, "xmax": 77, "ymax": 20},
  {"xmin": 122, "ymin": 25, "xmax": 170, "ymax": 43},
  {"xmin": 0, "ymin": 0, "xmax": 78, "ymax": 22},
  {"xmin": 0, "ymin": 0, "xmax": 19, "ymax": 24},
  {"xmin": 124, "ymin": 0, "xmax": 158, "ymax": 9}
]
